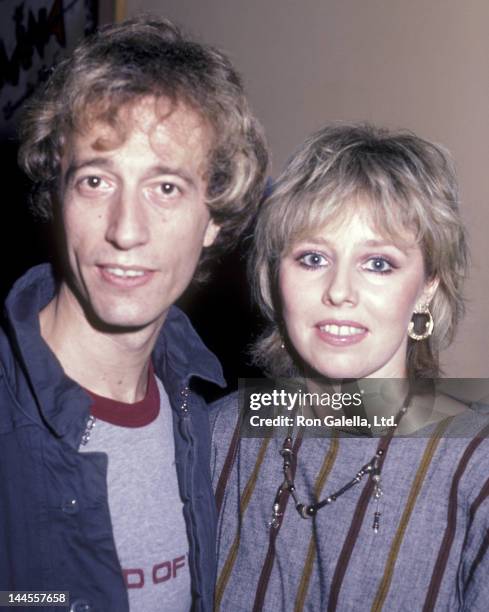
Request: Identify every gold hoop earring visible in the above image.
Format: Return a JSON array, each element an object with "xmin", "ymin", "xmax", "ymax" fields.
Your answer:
[{"xmin": 408, "ymin": 305, "xmax": 434, "ymax": 341}]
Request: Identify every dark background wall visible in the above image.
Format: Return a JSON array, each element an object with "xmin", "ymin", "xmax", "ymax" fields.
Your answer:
[{"xmin": 0, "ymin": 0, "xmax": 99, "ymax": 295}]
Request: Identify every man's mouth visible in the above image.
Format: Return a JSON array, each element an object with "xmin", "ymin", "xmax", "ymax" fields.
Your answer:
[
  {"xmin": 104, "ymin": 267, "xmax": 146, "ymax": 278},
  {"xmin": 97, "ymin": 264, "xmax": 154, "ymax": 287}
]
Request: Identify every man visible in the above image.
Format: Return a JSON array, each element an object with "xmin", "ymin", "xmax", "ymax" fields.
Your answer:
[{"xmin": 0, "ymin": 16, "xmax": 267, "ymax": 611}]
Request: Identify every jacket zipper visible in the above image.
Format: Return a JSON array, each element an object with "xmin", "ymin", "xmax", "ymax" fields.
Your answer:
[{"xmin": 178, "ymin": 386, "xmax": 202, "ymax": 608}]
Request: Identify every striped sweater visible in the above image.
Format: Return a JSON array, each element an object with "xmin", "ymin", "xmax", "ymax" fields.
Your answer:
[{"xmin": 211, "ymin": 394, "xmax": 489, "ymax": 611}]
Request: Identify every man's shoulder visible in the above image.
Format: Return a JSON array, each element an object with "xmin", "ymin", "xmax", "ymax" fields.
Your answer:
[
  {"xmin": 0, "ymin": 290, "xmax": 28, "ymax": 383},
  {"xmin": 4, "ymin": 263, "xmax": 55, "ymax": 310},
  {"xmin": 0, "ymin": 323, "xmax": 38, "ymax": 434}
]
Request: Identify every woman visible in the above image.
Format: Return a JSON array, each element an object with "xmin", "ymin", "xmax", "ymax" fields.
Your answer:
[{"xmin": 211, "ymin": 124, "xmax": 489, "ymax": 611}]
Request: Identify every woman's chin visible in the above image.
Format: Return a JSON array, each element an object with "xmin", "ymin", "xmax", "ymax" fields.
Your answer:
[{"xmin": 302, "ymin": 361, "xmax": 369, "ymax": 381}]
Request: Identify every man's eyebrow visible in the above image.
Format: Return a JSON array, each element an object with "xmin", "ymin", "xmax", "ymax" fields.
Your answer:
[
  {"xmin": 64, "ymin": 157, "xmax": 113, "ymax": 184},
  {"xmin": 145, "ymin": 165, "xmax": 198, "ymax": 188}
]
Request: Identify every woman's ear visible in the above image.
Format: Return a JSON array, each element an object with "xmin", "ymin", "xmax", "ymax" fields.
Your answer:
[{"xmin": 418, "ymin": 276, "xmax": 439, "ymax": 309}]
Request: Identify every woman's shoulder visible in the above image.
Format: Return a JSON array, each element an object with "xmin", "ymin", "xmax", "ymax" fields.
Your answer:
[
  {"xmin": 209, "ymin": 391, "xmax": 242, "ymax": 461},
  {"xmin": 209, "ymin": 391, "xmax": 241, "ymax": 488},
  {"xmin": 414, "ymin": 391, "xmax": 489, "ymax": 433},
  {"xmin": 436, "ymin": 394, "xmax": 489, "ymax": 433},
  {"xmin": 209, "ymin": 390, "xmax": 240, "ymax": 434},
  {"xmin": 435, "ymin": 399, "xmax": 489, "ymax": 504}
]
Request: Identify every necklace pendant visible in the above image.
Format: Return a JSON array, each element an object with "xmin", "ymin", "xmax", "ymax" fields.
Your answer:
[
  {"xmin": 269, "ymin": 502, "xmax": 283, "ymax": 529},
  {"xmin": 372, "ymin": 471, "xmax": 383, "ymax": 500}
]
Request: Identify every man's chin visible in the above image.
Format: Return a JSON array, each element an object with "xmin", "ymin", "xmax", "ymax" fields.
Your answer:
[{"xmin": 84, "ymin": 306, "xmax": 166, "ymax": 335}]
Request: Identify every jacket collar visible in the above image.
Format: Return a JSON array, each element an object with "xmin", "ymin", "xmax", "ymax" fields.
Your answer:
[{"xmin": 4, "ymin": 264, "xmax": 225, "ymax": 446}]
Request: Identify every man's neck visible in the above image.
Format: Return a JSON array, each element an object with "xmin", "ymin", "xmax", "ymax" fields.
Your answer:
[{"xmin": 39, "ymin": 285, "xmax": 164, "ymax": 403}]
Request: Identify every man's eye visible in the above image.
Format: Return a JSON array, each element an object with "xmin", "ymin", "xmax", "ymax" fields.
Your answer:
[
  {"xmin": 85, "ymin": 176, "xmax": 103, "ymax": 188},
  {"xmin": 297, "ymin": 252, "xmax": 327, "ymax": 269},
  {"xmin": 160, "ymin": 182, "xmax": 179, "ymax": 196},
  {"xmin": 363, "ymin": 257, "xmax": 394, "ymax": 274},
  {"xmin": 76, "ymin": 175, "xmax": 111, "ymax": 195}
]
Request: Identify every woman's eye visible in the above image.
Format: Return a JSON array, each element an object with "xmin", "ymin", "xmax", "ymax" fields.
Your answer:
[
  {"xmin": 364, "ymin": 257, "xmax": 394, "ymax": 274},
  {"xmin": 298, "ymin": 252, "xmax": 328, "ymax": 269}
]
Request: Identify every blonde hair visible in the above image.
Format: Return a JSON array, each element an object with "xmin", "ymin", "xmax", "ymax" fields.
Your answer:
[{"xmin": 251, "ymin": 124, "xmax": 468, "ymax": 379}]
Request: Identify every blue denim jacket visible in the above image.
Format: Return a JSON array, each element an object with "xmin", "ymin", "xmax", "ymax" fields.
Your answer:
[{"xmin": 0, "ymin": 264, "xmax": 225, "ymax": 612}]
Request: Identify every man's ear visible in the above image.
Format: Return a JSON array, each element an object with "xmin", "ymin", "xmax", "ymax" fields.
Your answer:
[{"xmin": 203, "ymin": 219, "xmax": 220, "ymax": 248}]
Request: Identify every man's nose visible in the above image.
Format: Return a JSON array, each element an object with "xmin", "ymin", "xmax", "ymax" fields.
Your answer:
[
  {"xmin": 321, "ymin": 264, "xmax": 357, "ymax": 307},
  {"xmin": 105, "ymin": 189, "xmax": 150, "ymax": 250}
]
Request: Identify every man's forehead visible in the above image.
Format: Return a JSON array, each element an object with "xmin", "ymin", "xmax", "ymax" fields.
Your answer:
[
  {"xmin": 128, "ymin": 96, "xmax": 209, "ymax": 139},
  {"xmin": 65, "ymin": 96, "xmax": 214, "ymax": 164}
]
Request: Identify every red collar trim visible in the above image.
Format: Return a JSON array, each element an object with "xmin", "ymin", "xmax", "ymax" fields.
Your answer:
[{"xmin": 86, "ymin": 364, "xmax": 160, "ymax": 428}]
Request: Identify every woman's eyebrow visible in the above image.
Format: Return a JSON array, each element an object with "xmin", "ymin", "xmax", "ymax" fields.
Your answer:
[
  {"xmin": 293, "ymin": 236, "xmax": 332, "ymax": 247},
  {"xmin": 292, "ymin": 237, "xmax": 412, "ymax": 254},
  {"xmin": 363, "ymin": 239, "xmax": 412, "ymax": 253}
]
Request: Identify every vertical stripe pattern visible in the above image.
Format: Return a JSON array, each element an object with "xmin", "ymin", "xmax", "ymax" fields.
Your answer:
[
  {"xmin": 215, "ymin": 420, "xmax": 241, "ymax": 515},
  {"xmin": 328, "ymin": 434, "xmax": 394, "ymax": 611},
  {"xmin": 215, "ymin": 437, "xmax": 271, "ymax": 610},
  {"xmin": 371, "ymin": 419, "xmax": 450, "ymax": 611},
  {"xmin": 252, "ymin": 436, "xmax": 303, "ymax": 612},
  {"xmin": 466, "ymin": 529, "xmax": 489, "ymax": 588},
  {"xmin": 294, "ymin": 437, "xmax": 339, "ymax": 612},
  {"xmin": 422, "ymin": 422, "xmax": 489, "ymax": 612}
]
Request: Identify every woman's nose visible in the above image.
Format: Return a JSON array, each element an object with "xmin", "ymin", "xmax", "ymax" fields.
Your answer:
[{"xmin": 321, "ymin": 264, "xmax": 357, "ymax": 306}]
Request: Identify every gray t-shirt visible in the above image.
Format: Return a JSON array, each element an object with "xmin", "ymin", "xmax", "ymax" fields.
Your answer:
[{"xmin": 80, "ymin": 375, "xmax": 191, "ymax": 612}]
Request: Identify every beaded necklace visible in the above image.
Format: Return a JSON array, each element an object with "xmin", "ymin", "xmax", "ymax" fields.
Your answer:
[{"xmin": 269, "ymin": 393, "xmax": 411, "ymax": 532}]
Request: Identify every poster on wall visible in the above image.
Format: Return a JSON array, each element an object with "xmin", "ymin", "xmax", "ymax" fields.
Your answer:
[{"xmin": 0, "ymin": 0, "xmax": 98, "ymax": 137}]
